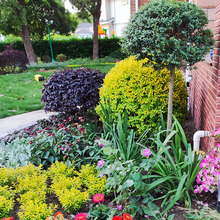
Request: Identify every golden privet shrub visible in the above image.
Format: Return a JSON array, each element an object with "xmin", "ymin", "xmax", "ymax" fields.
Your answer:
[{"xmin": 96, "ymin": 56, "xmax": 188, "ymax": 133}]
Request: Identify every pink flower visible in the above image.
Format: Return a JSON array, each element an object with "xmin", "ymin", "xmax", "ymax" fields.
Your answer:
[
  {"xmin": 144, "ymin": 215, "xmax": 150, "ymax": 219},
  {"xmin": 61, "ymin": 147, "xmax": 66, "ymax": 151},
  {"xmin": 93, "ymin": 193, "xmax": 104, "ymax": 203},
  {"xmin": 68, "ymin": 148, "xmax": 70, "ymax": 151},
  {"xmin": 117, "ymin": 205, "xmax": 123, "ymax": 210},
  {"xmin": 57, "ymin": 145, "xmax": 61, "ymax": 148},
  {"xmin": 63, "ymin": 119, "xmax": 67, "ymax": 122},
  {"xmin": 69, "ymin": 117, "xmax": 72, "ymax": 120},
  {"xmin": 52, "ymin": 117, "xmax": 56, "ymax": 119},
  {"xmin": 98, "ymin": 140, "xmax": 104, "ymax": 147},
  {"xmin": 75, "ymin": 212, "xmax": 87, "ymax": 220},
  {"xmin": 64, "ymin": 155, "xmax": 68, "ymax": 158},
  {"xmin": 143, "ymin": 148, "xmax": 152, "ymax": 157},
  {"xmin": 29, "ymin": 141, "xmax": 33, "ymax": 144},
  {"xmin": 98, "ymin": 159, "xmax": 105, "ymax": 167}
]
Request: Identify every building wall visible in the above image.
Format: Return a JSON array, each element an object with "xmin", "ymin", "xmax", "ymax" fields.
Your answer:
[
  {"xmin": 100, "ymin": 0, "xmax": 131, "ymax": 36},
  {"xmin": 190, "ymin": 0, "xmax": 219, "ymax": 151},
  {"xmin": 130, "ymin": 0, "xmax": 149, "ymax": 14}
]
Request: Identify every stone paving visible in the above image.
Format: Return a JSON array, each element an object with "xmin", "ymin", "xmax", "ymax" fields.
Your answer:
[{"xmin": 0, "ymin": 110, "xmax": 56, "ymax": 138}]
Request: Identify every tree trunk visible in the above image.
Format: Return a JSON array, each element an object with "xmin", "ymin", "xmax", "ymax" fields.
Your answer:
[
  {"xmin": 20, "ymin": 25, "xmax": 38, "ymax": 63},
  {"xmin": 92, "ymin": 0, "xmax": 102, "ymax": 60},
  {"xmin": 167, "ymin": 66, "xmax": 175, "ymax": 135}
]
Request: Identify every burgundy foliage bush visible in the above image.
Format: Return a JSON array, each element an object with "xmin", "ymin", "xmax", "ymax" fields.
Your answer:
[
  {"xmin": 42, "ymin": 68, "xmax": 105, "ymax": 115},
  {"xmin": 0, "ymin": 44, "xmax": 29, "ymax": 75}
]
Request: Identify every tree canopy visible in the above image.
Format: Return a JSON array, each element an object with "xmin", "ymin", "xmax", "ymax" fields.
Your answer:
[
  {"xmin": 26, "ymin": 0, "xmax": 78, "ymax": 40},
  {"xmin": 121, "ymin": 0, "xmax": 214, "ymax": 70},
  {"xmin": 121, "ymin": 0, "xmax": 214, "ymax": 133},
  {"xmin": 0, "ymin": 0, "xmax": 78, "ymax": 40}
]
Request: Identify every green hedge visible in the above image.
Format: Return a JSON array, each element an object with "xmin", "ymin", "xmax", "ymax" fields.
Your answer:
[{"xmin": 0, "ymin": 38, "xmax": 121, "ymax": 59}]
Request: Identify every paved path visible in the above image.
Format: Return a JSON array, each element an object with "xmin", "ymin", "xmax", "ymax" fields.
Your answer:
[{"xmin": 0, "ymin": 110, "xmax": 56, "ymax": 138}]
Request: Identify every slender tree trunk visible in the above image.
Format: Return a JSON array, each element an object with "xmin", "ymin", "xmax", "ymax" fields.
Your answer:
[
  {"xmin": 167, "ymin": 66, "xmax": 175, "ymax": 136},
  {"xmin": 20, "ymin": 25, "xmax": 38, "ymax": 63},
  {"xmin": 92, "ymin": 0, "xmax": 102, "ymax": 60},
  {"xmin": 17, "ymin": 0, "xmax": 37, "ymax": 63}
]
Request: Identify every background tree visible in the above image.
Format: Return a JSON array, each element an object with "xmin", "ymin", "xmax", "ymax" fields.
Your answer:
[
  {"xmin": 0, "ymin": 0, "xmax": 37, "ymax": 63},
  {"xmin": 0, "ymin": 0, "xmax": 77, "ymax": 62},
  {"xmin": 26, "ymin": 0, "xmax": 78, "ymax": 40},
  {"xmin": 121, "ymin": 0, "xmax": 214, "ymax": 133},
  {"xmin": 69, "ymin": 0, "xmax": 102, "ymax": 59}
]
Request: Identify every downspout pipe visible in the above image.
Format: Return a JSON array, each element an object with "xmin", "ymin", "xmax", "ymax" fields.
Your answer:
[
  {"xmin": 193, "ymin": 130, "xmax": 210, "ymax": 151},
  {"xmin": 135, "ymin": 0, "xmax": 138, "ymax": 13}
]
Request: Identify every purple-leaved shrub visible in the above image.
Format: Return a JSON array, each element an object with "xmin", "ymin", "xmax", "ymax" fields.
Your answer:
[
  {"xmin": 0, "ymin": 44, "xmax": 29, "ymax": 75},
  {"xmin": 42, "ymin": 68, "xmax": 105, "ymax": 115}
]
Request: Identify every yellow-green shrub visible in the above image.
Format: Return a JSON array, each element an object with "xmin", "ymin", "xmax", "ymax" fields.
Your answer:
[
  {"xmin": 47, "ymin": 161, "xmax": 76, "ymax": 178},
  {"xmin": 51, "ymin": 176, "xmax": 81, "ymax": 191},
  {"xmin": 18, "ymin": 201, "xmax": 56, "ymax": 220},
  {"xmin": 49, "ymin": 162, "xmax": 107, "ymax": 212},
  {"xmin": 0, "ymin": 195, "xmax": 14, "ymax": 219},
  {"xmin": 76, "ymin": 164, "xmax": 97, "ymax": 185},
  {"xmin": 0, "ymin": 168, "xmax": 17, "ymax": 187},
  {"xmin": 96, "ymin": 56, "xmax": 188, "ymax": 133},
  {"xmin": 56, "ymin": 53, "xmax": 67, "ymax": 62},
  {"xmin": 0, "ymin": 186, "xmax": 15, "ymax": 199},
  {"xmin": 16, "ymin": 174, "xmax": 47, "ymax": 194},
  {"xmin": 55, "ymin": 188, "xmax": 89, "ymax": 213},
  {"xmin": 85, "ymin": 174, "xmax": 107, "ymax": 195}
]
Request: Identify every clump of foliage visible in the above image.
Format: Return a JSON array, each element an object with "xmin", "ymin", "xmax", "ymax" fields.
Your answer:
[
  {"xmin": 49, "ymin": 162, "xmax": 107, "ymax": 213},
  {"xmin": 56, "ymin": 54, "xmax": 67, "ymax": 62},
  {"xmin": 42, "ymin": 55, "xmax": 52, "ymax": 63},
  {"xmin": 96, "ymin": 56, "xmax": 187, "ymax": 133},
  {"xmin": 121, "ymin": 0, "xmax": 214, "ymax": 132},
  {"xmin": 0, "ymin": 44, "xmax": 29, "ymax": 75},
  {"xmin": 42, "ymin": 68, "xmax": 105, "ymax": 115}
]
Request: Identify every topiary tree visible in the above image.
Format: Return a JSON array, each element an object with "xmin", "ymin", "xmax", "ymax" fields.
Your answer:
[
  {"xmin": 121, "ymin": 0, "xmax": 214, "ymax": 133},
  {"xmin": 42, "ymin": 68, "xmax": 105, "ymax": 115},
  {"xmin": 96, "ymin": 56, "xmax": 188, "ymax": 134}
]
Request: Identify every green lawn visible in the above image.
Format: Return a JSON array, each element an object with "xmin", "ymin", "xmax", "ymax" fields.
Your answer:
[{"xmin": 0, "ymin": 63, "xmax": 115, "ymax": 119}]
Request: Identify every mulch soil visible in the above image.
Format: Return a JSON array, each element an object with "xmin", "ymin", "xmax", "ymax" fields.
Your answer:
[{"xmin": 1, "ymin": 112, "xmax": 219, "ymax": 219}]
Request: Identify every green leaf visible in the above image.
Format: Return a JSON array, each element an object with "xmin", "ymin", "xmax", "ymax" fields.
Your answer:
[
  {"xmin": 103, "ymin": 147, "xmax": 113, "ymax": 155},
  {"xmin": 134, "ymin": 181, "xmax": 141, "ymax": 190},
  {"xmin": 48, "ymin": 156, "xmax": 54, "ymax": 164},
  {"xmin": 66, "ymin": 160, "xmax": 71, "ymax": 168},
  {"xmin": 122, "ymin": 179, "xmax": 134, "ymax": 188}
]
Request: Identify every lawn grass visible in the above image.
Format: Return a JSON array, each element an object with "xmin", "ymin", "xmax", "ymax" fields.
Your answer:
[{"xmin": 0, "ymin": 62, "xmax": 115, "ymax": 119}]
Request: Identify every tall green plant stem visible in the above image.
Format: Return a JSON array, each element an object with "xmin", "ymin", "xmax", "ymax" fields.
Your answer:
[{"xmin": 167, "ymin": 66, "xmax": 175, "ymax": 135}]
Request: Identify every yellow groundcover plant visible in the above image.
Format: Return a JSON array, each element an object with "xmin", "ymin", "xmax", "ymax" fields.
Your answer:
[{"xmin": 96, "ymin": 56, "xmax": 188, "ymax": 133}]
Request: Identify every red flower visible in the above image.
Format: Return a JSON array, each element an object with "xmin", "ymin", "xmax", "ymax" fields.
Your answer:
[
  {"xmin": 29, "ymin": 141, "xmax": 33, "ymax": 144},
  {"xmin": 92, "ymin": 193, "xmax": 104, "ymax": 203},
  {"xmin": 112, "ymin": 217, "xmax": 123, "ymax": 220},
  {"xmin": 54, "ymin": 212, "xmax": 64, "ymax": 219},
  {"xmin": 75, "ymin": 213, "xmax": 87, "ymax": 220},
  {"xmin": 123, "ymin": 213, "xmax": 133, "ymax": 220}
]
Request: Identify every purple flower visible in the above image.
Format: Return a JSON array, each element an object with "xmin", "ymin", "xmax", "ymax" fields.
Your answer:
[
  {"xmin": 117, "ymin": 205, "xmax": 123, "ymax": 210},
  {"xmin": 98, "ymin": 159, "xmax": 105, "ymax": 167},
  {"xmin": 143, "ymin": 148, "xmax": 152, "ymax": 157}
]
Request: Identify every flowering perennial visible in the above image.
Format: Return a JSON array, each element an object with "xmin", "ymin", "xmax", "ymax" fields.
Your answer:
[
  {"xmin": 75, "ymin": 213, "xmax": 87, "ymax": 220},
  {"xmin": 195, "ymin": 145, "xmax": 220, "ymax": 193},
  {"xmin": 92, "ymin": 193, "xmax": 105, "ymax": 203}
]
